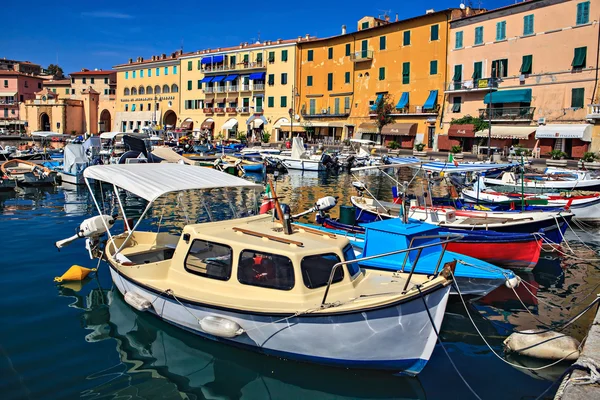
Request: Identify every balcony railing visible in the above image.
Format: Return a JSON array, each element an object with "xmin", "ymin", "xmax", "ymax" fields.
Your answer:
[
  {"xmin": 446, "ymin": 78, "xmax": 497, "ymax": 92},
  {"xmin": 239, "ymin": 107, "xmax": 250, "ymax": 113},
  {"xmin": 0, "ymin": 100, "xmax": 16, "ymax": 105},
  {"xmin": 350, "ymin": 50, "xmax": 374, "ymax": 62},
  {"xmin": 214, "ymin": 107, "xmax": 225, "ymax": 113},
  {"xmin": 203, "ymin": 108, "xmax": 214, "ymax": 114},
  {"xmin": 215, "ymin": 86, "xmax": 225, "ymax": 93},
  {"xmin": 204, "ymin": 87, "xmax": 214, "ymax": 93},
  {"xmin": 253, "ymin": 84, "xmax": 265, "ymax": 91},
  {"xmin": 241, "ymin": 84, "xmax": 250, "ymax": 91},
  {"xmin": 479, "ymin": 106, "xmax": 535, "ymax": 121},
  {"xmin": 385, "ymin": 105, "xmax": 440, "ymax": 116},
  {"xmin": 226, "ymin": 107, "xmax": 237, "ymax": 113},
  {"xmin": 202, "ymin": 61, "xmax": 266, "ymax": 73},
  {"xmin": 587, "ymin": 104, "xmax": 600, "ymax": 119},
  {"xmin": 228, "ymin": 85, "xmax": 238, "ymax": 92},
  {"xmin": 302, "ymin": 107, "xmax": 351, "ymax": 118}
]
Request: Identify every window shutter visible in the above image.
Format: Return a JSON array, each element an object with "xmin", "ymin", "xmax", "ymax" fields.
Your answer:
[
  {"xmin": 281, "ymin": 50, "xmax": 288, "ymax": 62},
  {"xmin": 327, "ymin": 73, "xmax": 333, "ymax": 91},
  {"xmin": 379, "ymin": 67, "xmax": 385, "ymax": 80},
  {"xmin": 345, "ymin": 44, "xmax": 351, "ymax": 56},
  {"xmin": 402, "ymin": 62, "xmax": 410, "ymax": 84}
]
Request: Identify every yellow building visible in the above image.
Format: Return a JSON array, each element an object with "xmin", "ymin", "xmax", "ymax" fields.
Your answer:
[
  {"xmin": 179, "ymin": 38, "xmax": 312, "ymax": 142},
  {"xmin": 113, "ymin": 51, "xmax": 184, "ymax": 132},
  {"xmin": 297, "ymin": 9, "xmax": 474, "ymax": 148}
]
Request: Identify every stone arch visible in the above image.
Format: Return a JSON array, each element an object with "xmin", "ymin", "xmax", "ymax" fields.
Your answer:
[
  {"xmin": 162, "ymin": 84, "xmax": 170, "ymax": 94},
  {"xmin": 171, "ymin": 84, "xmax": 179, "ymax": 93},
  {"xmin": 39, "ymin": 112, "xmax": 50, "ymax": 131},
  {"xmin": 99, "ymin": 109, "xmax": 111, "ymax": 133},
  {"xmin": 163, "ymin": 110, "xmax": 177, "ymax": 127},
  {"xmin": 124, "ymin": 87, "xmax": 130, "ymax": 96},
  {"xmin": 139, "ymin": 86, "xmax": 145, "ymax": 95},
  {"xmin": 146, "ymin": 86, "xmax": 153, "ymax": 94},
  {"xmin": 154, "ymin": 85, "xmax": 161, "ymax": 94},
  {"xmin": 131, "ymin": 87, "xmax": 138, "ymax": 96}
]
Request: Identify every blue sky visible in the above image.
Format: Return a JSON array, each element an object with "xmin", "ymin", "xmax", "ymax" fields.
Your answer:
[{"xmin": 2, "ymin": 0, "xmax": 513, "ymax": 75}]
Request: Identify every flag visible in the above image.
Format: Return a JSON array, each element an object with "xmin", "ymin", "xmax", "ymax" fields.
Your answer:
[
  {"xmin": 259, "ymin": 183, "xmax": 276, "ymax": 214},
  {"xmin": 448, "ymin": 152, "xmax": 459, "ymax": 167}
]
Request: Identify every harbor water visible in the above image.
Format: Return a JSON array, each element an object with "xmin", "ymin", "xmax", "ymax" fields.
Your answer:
[{"xmin": 1, "ymin": 170, "xmax": 599, "ymax": 399}]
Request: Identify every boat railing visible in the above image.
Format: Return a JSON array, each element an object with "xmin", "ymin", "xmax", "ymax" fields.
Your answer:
[{"xmin": 320, "ymin": 233, "xmax": 463, "ymax": 306}]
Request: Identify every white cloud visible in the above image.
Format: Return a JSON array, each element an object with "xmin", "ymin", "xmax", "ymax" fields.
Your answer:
[{"xmin": 81, "ymin": 11, "xmax": 134, "ymax": 19}]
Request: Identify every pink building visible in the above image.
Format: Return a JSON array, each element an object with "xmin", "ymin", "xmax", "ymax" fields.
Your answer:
[
  {"xmin": 0, "ymin": 71, "xmax": 46, "ymax": 132},
  {"xmin": 440, "ymin": 0, "xmax": 599, "ymax": 158}
]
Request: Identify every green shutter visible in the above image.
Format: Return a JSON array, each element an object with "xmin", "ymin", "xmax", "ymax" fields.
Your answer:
[
  {"xmin": 472, "ymin": 62, "xmax": 482, "ymax": 80},
  {"xmin": 362, "ymin": 21, "xmax": 369, "ymax": 29},
  {"xmin": 431, "ymin": 24, "xmax": 439, "ymax": 41},
  {"xmin": 327, "ymin": 73, "xmax": 333, "ymax": 91},
  {"xmin": 520, "ymin": 55, "xmax": 533, "ymax": 74},
  {"xmin": 430, "ymin": 60, "xmax": 438, "ymax": 75},
  {"xmin": 309, "ymin": 99, "xmax": 316, "ymax": 114},
  {"xmin": 268, "ymin": 74, "xmax": 274, "ymax": 85},
  {"xmin": 281, "ymin": 96, "xmax": 287, "ymax": 107},
  {"xmin": 344, "ymin": 71, "xmax": 350, "ymax": 83},
  {"xmin": 345, "ymin": 44, "xmax": 351, "ymax": 56},
  {"xmin": 198, "ymin": 60, "xmax": 201, "ymax": 70},
  {"xmin": 256, "ymin": 53, "xmax": 263, "ymax": 62},
  {"xmin": 573, "ymin": 47, "xmax": 587, "ymax": 68},
  {"xmin": 268, "ymin": 51, "xmax": 275, "ymax": 62},
  {"xmin": 188, "ymin": 61, "xmax": 192, "ymax": 71},
  {"xmin": 268, "ymin": 97, "xmax": 274, "ymax": 107},
  {"xmin": 307, "ymin": 50, "xmax": 313, "ymax": 61},
  {"xmin": 523, "ymin": 15, "xmax": 534, "ymax": 35},
  {"xmin": 475, "ymin": 26, "xmax": 483, "ymax": 44},
  {"xmin": 577, "ymin": 2, "xmax": 590, "ymax": 25},
  {"xmin": 571, "ymin": 88, "xmax": 585, "ymax": 108},
  {"xmin": 307, "ymin": 76, "xmax": 313, "ymax": 86},
  {"xmin": 453, "ymin": 65, "xmax": 462, "ymax": 81},
  {"xmin": 403, "ymin": 31, "xmax": 410, "ymax": 45},
  {"xmin": 281, "ymin": 73, "xmax": 287, "ymax": 84},
  {"xmin": 380, "ymin": 36, "xmax": 386, "ymax": 50},
  {"xmin": 402, "ymin": 62, "xmax": 410, "ymax": 84},
  {"xmin": 496, "ymin": 21, "xmax": 506, "ymax": 40},
  {"xmin": 328, "ymin": 47, "xmax": 333, "ymax": 59},
  {"xmin": 344, "ymin": 97, "xmax": 350, "ymax": 112},
  {"xmin": 230, "ymin": 56, "xmax": 236, "ymax": 67},
  {"xmin": 243, "ymin": 54, "xmax": 248, "ymax": 63},
  {"xmin": 334, "ymin": 98, "xmax": 340, "ymax": 114},
  {"xmin": 197, "ymin": 80, "xmax": 202, "ymax": 89},
  {"xmin": 379, "ymin": 67, "xmax": 385, "ymax": 80},
  {"xmin": 187, "ymin": 80, "xmax": 192, "ymax": 90},
  {"xmin": 455, "ymin": 31, "xmax": 463, "ymax": 49},
  {"xmin": 281, "ymin": 50, "xmax": 288, "ymax": 62}
]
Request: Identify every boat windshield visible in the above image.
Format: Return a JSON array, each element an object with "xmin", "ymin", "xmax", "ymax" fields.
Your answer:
[{"xmin": 343, "ymin": 244, "xmax": 360, "ymax": 276}]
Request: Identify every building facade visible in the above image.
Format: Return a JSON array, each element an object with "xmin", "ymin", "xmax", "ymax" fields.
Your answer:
[
  {"xmin": 113, "ymin": 52, "xmax": 183, "ymax": 132},
  {"xmin": 0, "ymin": 71, "xmax": 45, "ymax": 131},
  {"xmin": 179, "ymin": 39, "xmax": 307, "ymax": 142},
  {"xmin": 441, "ymin": 0, "xmax": 599, "ymax": 158},
  {"xmin": 296, "ymin": 9, "xmax": 476, "ymax": 148}
]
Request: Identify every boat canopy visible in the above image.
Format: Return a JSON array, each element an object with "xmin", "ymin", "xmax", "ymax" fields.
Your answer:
[
  {"xmin": 354, "ymin": 156, "xmax": 518, "ymax": 173},
  {"xmin": 99, "ymin": 131, "xmax": 125, "ymax": 140},
  {"xmin": 31, "ymin": 131, "xmax": 63, "ymax": 138},
  {"xmin": 83, "ymin": 164, "xmax": 262, "ymax": 202}
]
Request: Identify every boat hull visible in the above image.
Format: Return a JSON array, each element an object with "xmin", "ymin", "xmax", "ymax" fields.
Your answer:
[
  {"xmin": 446, "ymin": 239, "xmax": 539, "ymax": 271},
  {"xmin": 59, "ymin": 171, "xmax": 85, "ymax": 185},
  {"xmin": 483, "ymin": 177, "xmax": 600, "ymax": 192},
  {"xmin": 108, "ymin": 264, "xmax": 449, "ymax": 375},
  {"xmin": 279, "ymin": 158, "xmax": 324, "ymax": 171}
]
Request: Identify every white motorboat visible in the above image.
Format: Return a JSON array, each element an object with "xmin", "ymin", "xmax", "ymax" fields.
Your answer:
[
  {"xmin": 271, "ymin": 137, "xmax": 327, "ymax": 171},
  {"xmin": 58, "ymin": 138, "xmax": 100, "ymax": 185},
  {"xmin": 56, "ymin": 163, "xmax": 455, "ymax": 375},
  {"xmin": 483, "ymin": 171, "xmax": 600, "ymax": 192}
]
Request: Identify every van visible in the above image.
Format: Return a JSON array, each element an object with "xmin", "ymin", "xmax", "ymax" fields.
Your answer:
[{"xmin": 0, "ymin": 128, "xmax": 7, "ymax": 135}]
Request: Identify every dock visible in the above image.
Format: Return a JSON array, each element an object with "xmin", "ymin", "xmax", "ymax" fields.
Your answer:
[{"xmin": 555, "ymin": 302, "xmax": 600, "ymax": 399}]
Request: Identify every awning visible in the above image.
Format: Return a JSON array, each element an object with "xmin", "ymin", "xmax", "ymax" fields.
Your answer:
[
  {"xmin": 520, "ymin": 55, "xmax": 532, "ymax": 74},
  {"xmin": 475, "ymin": 126, "xmax": 535, "ymax": 140},
  {"xmin": 448, "ymin": 124, "xmax": 475, "ymax": 137},
  {"xmin": 423, "ymin": 90, "xmax": 438, "ymax": 109},
  {"xmin": 273, "ymin": 118, "xmax": 290, "ymax": 128},
  {"xmin": 201, "ymin": 55, "xmax": 224, "ymax": 64},
  {"xmin": 211, "ymin": 76, "xmax": 225, "ymax": 83},
  {"xmin": 572, "ymin": 47, "xmax": 587, "ymax": 68},
  {"xmin": 201, "ymin": 120, "xmax": 214, "ymax": 130},
  {"xmin": 83, "ymin": 164, "xmax": 260, "ymax": 203},
  {"xmin": 216, "ymin": 97, "xmax": 226, "ymax": 103},
  {"xmin": 358, "ymin": 122, "xmax": 378, "ymax": 133},
  {"xmin": 227, "ymin": 98, "xmax": 238, "ymax": 103},
  {"xmin": 535, "ymin": 124, "xmax": 592, "ymax": 142},
  {"xmin": 310, "ymin": 122, "xmax": 344, "ymax": 128},
  {"xmin": 180, "ymin": 119, "xmax": 193, "ymax": 130},
  {"xmin": 396, "ymin": 92, "xmax": 409, "ymax": 109},
  {"xmin": 253, "ymin": 119, "xmax": 264, "ymax": 129},
  {"xmin": 484, "ymin": 89, "xmax": 532, "ymax": 104},
  {"xmin": 249, "ymin": 72, "xmax": 266, "ymax": 80},
  {"xmin": 200, "ymin": 77, "xmax": 213, "ymax": 83},
  {"xmin": 224, "ymin": 74, "xmax": 238, "ymax": 81},
  {"xmin": 222, "ymin": 119, "xmax": 238, "ymax": 130},
  {"xmin": 0, "ymin": 91, "xmax": 16, "ymax": 97},
  {"xmin": 370, "ymin": 94, "xmax": 383, "ymax": 111},
  {"xmin": 381, "ymin": 123, "xmax": 417, "ymax": 136}
]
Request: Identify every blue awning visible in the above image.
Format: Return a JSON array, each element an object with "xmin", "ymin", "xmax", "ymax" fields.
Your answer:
[
  {"xmin": 224, "ymin": 74, "xmax": 238, "ymax": 82},
  {"xmin": 249, "ymin": 72, "xmax": 266, "ymax": 80},
  {"xmin": 396, "ymin": 92, "xmax": 409, "ymax": 109},
  {"xmin": 211, "ymin": 76, "xmax": 225, "ymax": 83},
  {"xmin": 484, "ymin": 88, "xmax": 531, "ymax": 104},
  {"xmin": 200, "ymin": 76, "xmax": 213, "ymax": 83},
  {"xmin": 423, "ymin": 90, "xmax": 438, "ymax": 109},
  {"xmin": 201, "ymin": 55, "xmax": 224, "ymax": 64},
  {"xmin": 370, "ymin": 94, "xmax": 383, "ymax": 111}
]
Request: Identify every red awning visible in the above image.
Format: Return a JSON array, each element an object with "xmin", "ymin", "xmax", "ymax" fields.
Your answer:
[
  {"xmin": 180, "ymin": 120, "xmax": 193, "ymax": 130},
  {"xmin": 381, "ymin": 123, "xmax": 417, "ymax": 136},
  {"xmin": 448, "ymin": 124, "xmax": 475, "ymax": 137},
  {"xmin": 201, "ymin": 121, "xmax": 214, "ymax": 130}
]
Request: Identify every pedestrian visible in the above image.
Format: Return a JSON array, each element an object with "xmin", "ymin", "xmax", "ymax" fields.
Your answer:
[{"xmin": 509, "ymin": 145, "xmax": 515, "ymax": 157}]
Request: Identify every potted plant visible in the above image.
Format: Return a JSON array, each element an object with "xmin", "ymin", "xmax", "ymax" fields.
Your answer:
[
  {"xmin": 579, "ymin": 151, "xmax": 600, "ymax": 170},
  {"xmin": 546, "ymin": 149, "xmax": 567, "ymax": 166},
  {"xmin": 451, "ymin": 145, "xmax": 464, "ymax": 160},
  {"xmin": 261, "ymin": 131, "xmax": 271, "ymax": 146},
  {"xmin": 413, "ymin": 142, "xmax": 427, "ymax": 157}
]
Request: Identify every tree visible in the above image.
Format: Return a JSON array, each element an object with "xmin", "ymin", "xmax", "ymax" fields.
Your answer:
[
  {"xmin": 46, "ymin": 64, "xmax": 64, "ymax": 78},
  {"xmin": 373, "ymin": 93, "xmax": 395, "ymax": 144}
]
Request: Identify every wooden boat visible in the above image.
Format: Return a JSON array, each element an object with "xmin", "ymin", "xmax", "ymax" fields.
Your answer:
[
  {"xmin": 57, "ymin": 163, "xmax": 455, "ymax": 375},
  {"xmin": 317, "ymin": 216, "xmax": 541, "ymax": 271},
  {"xmin": 483, "ymin": 171, "xmax": 600, "ymax": 192},
  {"xmin": 1, "ymin": 159, "xmax": 58, "ymax": 185},
  {"xmin": 221, "ymin": 155, "xmax": 265, "ymax": 173}
]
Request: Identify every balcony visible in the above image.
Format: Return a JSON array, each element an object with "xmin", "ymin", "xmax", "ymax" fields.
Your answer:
[
  {"xmin": 228, "ymin": 85, "xmax": 238, "ymax": 92},
  {"xmin": 226, "ymin": 107, "xmax": 237, "ymax": 113},
  {"xmin": 253, "ymin": 83, "xmax": 265, "ymax": 91},
  {"xmin": 203, "ymin": 108, "xmax": 214, "ymax": 114},
  {"xmin": 239, "ymin": 107, "xmax": 250, "ymax": 114},
  {"xmin": 302, "ymin": 107, "xmax": 351, "ymax": 118},
  {"xmin": 202, "ymin": 61, "xmax": 266, "ymax": 73},
  {"xmin": 204, "ymin": 87, "xmax": 214, "ymax": 94},
  {"xmin": 214, "ymin": 107, "xmax": 225, "ymax": 114},
  {"xmin": 0, "ymin": 100, "xmax": 16, "ymax": 105},
  {"xmin": 445, "ymin": 78, "xmax": 497, "ymax": 93},
  {"xmin": 240, "ymin": 84, "xmax": 251, "ymax": 92},
  {"xmin": 479, "ymin": 106, "xmax": 536, "ymax": 121},
  {"xmin": 350, "ymin": 50, "xmax": 374, "ymax": 62},
  {"xmin": 383, "ymin": 105, "xmax": 440, "ymax": 116},
  {"xmin": 587, "ymin": 104, "xmax": 600, "ymax": 120},
  {"xmin": 215, "ymin": 86, "xmax": 226, "ymax": 93}
]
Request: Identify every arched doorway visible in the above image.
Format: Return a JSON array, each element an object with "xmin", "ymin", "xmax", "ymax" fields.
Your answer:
[
  {"xmin": 99, "ymin": 110, "xmax": 111, "ymax": 133},
  {"xmin": 163, "ymin": 110, "xmax": 177, "ymax": 128},
  {"xmin": 39, "ymin": 113, "xmax": 50, "ymax": 131}
]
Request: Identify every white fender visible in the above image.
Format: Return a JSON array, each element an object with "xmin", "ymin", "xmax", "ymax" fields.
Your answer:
[{"xmin": 503, "ymin": 330, "xmax": 580, "ymax": 361}]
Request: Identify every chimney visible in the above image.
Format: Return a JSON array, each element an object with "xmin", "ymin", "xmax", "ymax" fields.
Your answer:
[
  {"xmin": 139, "ymin": 57, "xmax": 143, "ymax": 62},
  {"xmin": 305, "ymin": 33, "xmax": 310, "ymax": 40},
  {"xmin": 298, "ymin": 36, "xmax": 302, "ymax": 41},
  {"xmin": 128, "ymin": 58, "xmax": 133, "ymax": 64},
  {"xmin": 342, "ymin": 25, "xmax": 347, "ymax": 34},
  {"xmin": 426, "ymin": 9, "xmax": 434, "ymax": 14},
  {"xmin": 277, "ymin": 38, "xmax": 282, "ymax": 44},
  {"xmin": 396, "ymin": 13, "xmax": 399, "ymax": 21},
  {"xmin": 384, "ymin": 15, "xmax": 390, "ymax": 22},
  {"xmin": 161, "ymin": 53, "xmax": 166, "ymax": 59}
]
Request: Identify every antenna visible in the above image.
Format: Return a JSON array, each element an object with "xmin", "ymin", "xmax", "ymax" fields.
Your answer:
[
  {"xmin": 377, "ymin": 9, "xmax": 392, "ymax": 20},
  {"xmin": 257, "ymin": 31, "xmax": 261, "ymax": 44}
]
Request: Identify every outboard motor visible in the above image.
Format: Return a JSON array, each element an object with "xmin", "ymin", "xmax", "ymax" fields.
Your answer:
[
  {"xmin": 55, "ymin": 215, "xmax": 116, "ymax": 258},
  {"xmin": 346, "ymin": 155, "xmax": 356, "ymax": 171},
  {"xmin": 352, "ymin": 181, "xmax": 366, "ymax": 196},
  {"xmin": 321, "ymin": 154, "xmax": 339, "ymax": 171}
]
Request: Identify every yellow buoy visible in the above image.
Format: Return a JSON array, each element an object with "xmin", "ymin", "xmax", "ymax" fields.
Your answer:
[
  {"xmin": 54, "ymin": 265, "xmax": 97, "ymax": 283},
  {"xmin": 474, "ymin": 205, "xmax": 492, "ymax": 211}
]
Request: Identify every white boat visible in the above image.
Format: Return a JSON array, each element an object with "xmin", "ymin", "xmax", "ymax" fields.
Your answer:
[
  {"xmin": 483, "ymin": 171, "xmax": 600, "ymax": 192},
  {"xmin": 58, "ymin": 138, "xmax": 100, "ymax": 185},
  {"xmin": 56, "ymin": 163, "xmax": 455, "ymax": 375},
  {"xmin": 271, "ymin": 137, "xmax": 326, "ymax": 171}
]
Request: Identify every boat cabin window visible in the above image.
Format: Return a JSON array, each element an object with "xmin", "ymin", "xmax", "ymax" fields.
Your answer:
[
  {"xmin": 301, "ymin": 253, "xmax": 343, "ymax": 289},
  {"xmin": 184, "ymin": 240, "xmax": 232, "ymax": 281},
  {"xmin": 237, "ymin": 250, "xmax": 295, "ymax": 290},
  {"xmin": 343, "ymin": 244, "xmax": 360, "ymax": 277}
]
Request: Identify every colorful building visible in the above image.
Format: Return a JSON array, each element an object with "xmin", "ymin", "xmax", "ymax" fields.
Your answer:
[
  {"xmin": 296, "ymin": 9, "xmax": 476, "ymax": 148},
  {"xmin": 178, "ymin": 38, "xmax": 309, "ymax": 142},
  {"xmin": 441, "ymin": 0, "xmax": 599, "ymax": 158},
  {"xmin": 113, "ymin": 51, "xmax": 184, "ymax": 132},
  {"xmin": 0, "ymin": 71, "xmax": 45, "ymax": 132}
]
